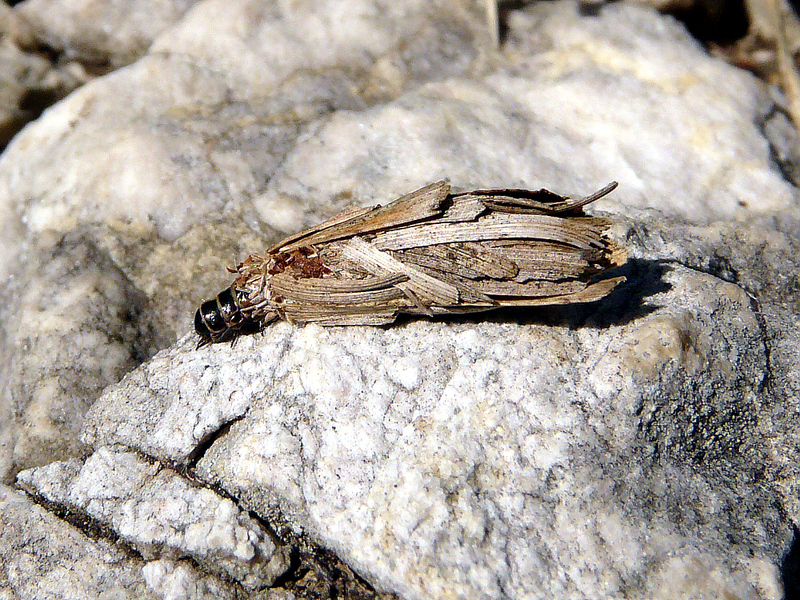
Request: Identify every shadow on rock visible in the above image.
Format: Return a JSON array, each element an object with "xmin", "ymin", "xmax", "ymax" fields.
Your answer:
[
  {"xmin": 783, "ymin": 524, "xmax": 800, "ymax": 600},
  {"xmin": 433, "ymin": 258, "xmax": 671, "ymax": 330}
]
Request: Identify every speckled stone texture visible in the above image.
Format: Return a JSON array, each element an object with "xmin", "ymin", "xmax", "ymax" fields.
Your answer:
[
  {"xmin": 0, "ymin": 483, "xmax": 243, "ymax": 599},
  {"xmin": 76, "ymin": 259, "xmax": 787, "ymax": 600},
  {"xmin": 17, "ymin": 448, "xmax": 290, "ymax": 590},
  {"xmin": 1, "ymin": 0, "xmax": 799, "ymax": 599}
]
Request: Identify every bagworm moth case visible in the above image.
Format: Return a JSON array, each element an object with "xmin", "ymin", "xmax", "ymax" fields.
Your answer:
[{"xmin": 195, "ymin": 180, "xmax": 627, "ymax": 344}]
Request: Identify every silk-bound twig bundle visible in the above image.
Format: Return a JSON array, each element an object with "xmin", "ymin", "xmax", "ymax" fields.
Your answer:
[{"xmin": 195, "ymin": 180, "xmax": 627, "ymax": 344}]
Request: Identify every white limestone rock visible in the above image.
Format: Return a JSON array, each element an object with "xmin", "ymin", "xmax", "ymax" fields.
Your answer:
[
  {"xmin": 0, "ymin": 0, "xmax": 798, "ymax": 598},
  {"xmin": 258, "ymin": 2, "xmax": 794, "ymax": 233},
  {"xmin": 0, "ymin": 483, "xmax": 157, "ymax": 599},
  {"xmin": 13, "ymin": 0, "xmax": 200, "ymax": 69},
  {"xmin": 79, "ymin": 258, "xmax": 788, "ymax": 600},
  {"xmin": 141, "ymin": 559, "xmax": 241, "ymax": 600},
  {"xmin": 0, "ymin": 237, "xmax": 169, "ymax": 479},
  {"xmin": 17, "ymin": 447, "xmax": 290, "ymax": 590},
  {"xmin": 0, "ymin": 480, "xmax": 240, "ymax": 599}
]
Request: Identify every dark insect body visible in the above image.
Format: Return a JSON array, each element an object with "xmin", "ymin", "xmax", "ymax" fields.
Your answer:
[{"xmin": 194, "ymin": 180, "xmax": 628, "ymax": 345}]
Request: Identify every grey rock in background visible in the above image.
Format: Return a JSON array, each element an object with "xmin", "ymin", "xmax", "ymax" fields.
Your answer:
[
  {"xmin": 260, "ymin": 8, "xmax": 791, "ymax": 230},
  {"xmin": 13, "ymin": 0, "xmax": 200, "ymax": 69},
  {"xmin": 0, "ymin": 0, "xmax": 798, "ymax": 598},
  {"xmin": 1, "ymin": 0, "xmax": 198, "ymax": 148},
  {"xmin": 0, "ymin": 5, "xmax": 87, "ymax": 148},
  {"xmin": 0, "ymin": 237, "xmax": 165, "ymax": 477},
  {"xmin": 0, "ymin": 236, "xmax": 169, "ymax": 479}
]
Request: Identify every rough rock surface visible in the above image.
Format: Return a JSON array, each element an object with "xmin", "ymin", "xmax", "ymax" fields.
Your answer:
[
  {"xmin": 0, "ymin": 237, "xmax": 169, "ymax": 479},
  {"xmin": 1, "ymin": 0, "xmax": 799, "ymax": 599},
  {"xmin": 13, "ymin": 0, "xmax": 200, "ymax": 70},
  {"xmin": 0, "ymin": 5, "xmax": 87, "ymax": 148},
  {"xmin": 17, "ymin": 447, "xmax": 290, "ymax": 590},
  {"xmin": 79, "ymin": 259, "xmax": 789, "ymax": 600},
  {"xmin": 0, "ymin": 483, "xmax": 240, "ymax": 599},
  {"xmin": 0, "ymin": 484, "xmax": 155, "ymax": 599}
]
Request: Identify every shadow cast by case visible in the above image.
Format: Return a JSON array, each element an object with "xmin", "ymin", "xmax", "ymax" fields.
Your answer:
[
  {"xmin": 579, "ymin": 257, "xmax": 673, "ymax": 328},
  {"xmin": 783, "ymin": 524, "xmax": 800, "ymax": 600},
  {"xmin": 425, "ymin": 258, "xmax": 672, "ymax": 330}
]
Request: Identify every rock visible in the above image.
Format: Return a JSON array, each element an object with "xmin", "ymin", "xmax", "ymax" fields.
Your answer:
[
  {"xmin": 0, "ymin": 4, "xmax": 87, "ymax": 148},
  {"xmin": 0, "ymin": 482, "xmax": 241, "ymax": 599},
  {"xmin": 13, "ymin": 0, "xmax": 200, "ymax": 70},
  {"xmin": 0, "ymin": 483, "xmax": 155, "ymax": 599},
  {"xmin": 0, "ymin": 0, "xmax": 798, "ymax": 598},
  {"xmin": 0, "ymin": 237, "xmax": 169, "ymax": 480},
  {"xmin": 81, "ymin": 330, "xmax": 287, "ymax": 462},
  {"xmin": 258, "ymin": 1, "xmax": 793, "ymax": 231},
  {"xmin": 17, "ymin": 447, "xmax": 291, "ymax": 590},
  {"xmin": 622, "ymin": 209, "xmax": 800, "ymax": 529},
  {"xmin": 0, "ymin": 0, "xmax": 487, "ymax": 480},
  {"xmin": 141, "ymin": 559, "xmax": 241, "ymax": 600},
  {"xmin": 79, "ymin": 258, "xmax": 790, "ymax": 599}
]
